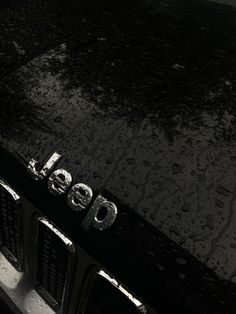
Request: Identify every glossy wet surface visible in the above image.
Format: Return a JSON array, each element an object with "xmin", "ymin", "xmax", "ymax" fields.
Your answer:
[{"xmin": 1, "ymin": 1, "xmax": 236, "ymax": 313}]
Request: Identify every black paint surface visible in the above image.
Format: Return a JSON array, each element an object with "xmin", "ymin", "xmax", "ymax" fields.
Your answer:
[{"xmin": 1, "ymin": 0, "xmax": 236, "ymax": 313}]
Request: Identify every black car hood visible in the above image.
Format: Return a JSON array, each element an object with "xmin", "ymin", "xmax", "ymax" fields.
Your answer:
[{"xmin": 1, "ymin": 0, "xmax": 236, "ymax": 312}]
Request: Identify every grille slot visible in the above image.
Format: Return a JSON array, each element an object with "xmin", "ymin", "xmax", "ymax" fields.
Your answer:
[
  {"xmin": 34, "ymin": 217, "xmax": 75, "ymax": 312},
  {"xmin": 80, "ymin": 270, "xmax": 147, "ymax": 314},
  {"xmin": 0, "ymin": 180, "xmax": 22, "ymax": 270}
]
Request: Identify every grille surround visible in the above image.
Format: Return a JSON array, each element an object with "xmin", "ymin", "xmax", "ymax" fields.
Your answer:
[
  {"xmin": 31, "ymin": 217, "xmax": 76, "ymax": 313},
  {"xmin": 0, "ymin": 179, "xmax": 24, "ymax": 271},
  {"xmin": 78, "ymin": 268, "xmax": 147, "ymax": 314}
]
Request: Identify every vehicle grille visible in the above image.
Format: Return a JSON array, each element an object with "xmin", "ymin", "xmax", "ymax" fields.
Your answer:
[
  {"xmin": 0, "ymin": 180, "xmax": 21, "ymax": 269},
  {"xmin": 0, "ymin": 178, "xmax": 149, "ymax": 314}
]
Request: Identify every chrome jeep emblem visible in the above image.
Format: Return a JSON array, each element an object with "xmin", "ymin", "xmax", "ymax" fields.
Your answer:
[{"xmin": 28, "ymin": 152, "xmax": 118, "ymax": 231}]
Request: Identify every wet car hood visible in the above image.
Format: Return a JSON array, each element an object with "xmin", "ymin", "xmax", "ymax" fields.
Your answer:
[{"xmin": 1, "ymin": 0, "xmax": 236, "ymax": 312}]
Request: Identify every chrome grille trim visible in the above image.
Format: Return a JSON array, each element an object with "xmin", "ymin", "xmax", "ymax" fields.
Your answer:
[
  {"xmin": 97, "ymin": 270, "xmax": 147, "ymax": 313},
  {"xmin": 0, "ymin": 180, "xmax": 20, "ymax": 202}
]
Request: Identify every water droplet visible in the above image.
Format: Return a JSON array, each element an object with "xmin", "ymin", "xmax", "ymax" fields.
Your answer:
[
  {"xmin": 176, "ymin": 257, "xmax": 187, "ymax": 265},
  {"xmin": 178, "ymin": 272, "xmax": 186, "ymax": 280}
]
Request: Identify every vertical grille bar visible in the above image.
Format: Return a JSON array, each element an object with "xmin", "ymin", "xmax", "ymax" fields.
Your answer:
[
  {"xmin": 0, "ymin": 179, "xmax": 23, "ymax": 270},
  {"xmin": 33, "ymin": 217, "xmax": 75, "ymax": 313}
]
